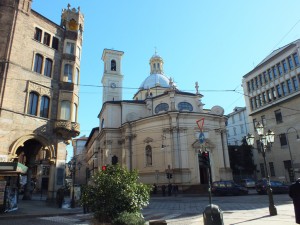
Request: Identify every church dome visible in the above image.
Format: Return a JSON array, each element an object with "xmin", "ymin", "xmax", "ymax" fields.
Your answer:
[
  {"xmin": 139, "ymin": 73, "xmax": 170, "ymax": 89},
  {"xmin": 139, "ymin": 52, "xmax": 171, "ymax": 89}
]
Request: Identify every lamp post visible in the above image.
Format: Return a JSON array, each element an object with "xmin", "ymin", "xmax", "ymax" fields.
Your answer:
[
  {"xmin": 286, "ymin": 127, "xmax": 300, "ymax": 182},
  {"xmin": 67, "ymin": 158, "xmax": 82, "ymax": 208},
  {"xmin": 246, "ymin": 122, "xmax": 277, "ymax": 216}
]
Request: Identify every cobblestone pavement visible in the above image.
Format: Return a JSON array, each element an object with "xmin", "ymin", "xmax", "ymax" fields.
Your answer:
[{"xmin": 0, "ymin": 192, "xmax": 295, "ymax": 225}]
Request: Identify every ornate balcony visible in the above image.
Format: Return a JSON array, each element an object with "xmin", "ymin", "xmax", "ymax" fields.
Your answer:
[{"xmin": 54, "ymin": 120, "xmax": 80, "ymax": 140}]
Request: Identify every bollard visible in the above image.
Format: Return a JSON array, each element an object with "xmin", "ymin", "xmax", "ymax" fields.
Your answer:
[
  {"xmin": 149, "ymin": 220, "xmax": 167, "ymax": 225},
  {"xmin": 203, "ymin": 204, "xmax": 224, "ymax": 225}
]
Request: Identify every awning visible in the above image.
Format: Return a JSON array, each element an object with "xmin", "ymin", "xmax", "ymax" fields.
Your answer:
[{"xmin": 0, "ymin": 162, "xmax": 28, "ymax": 175}]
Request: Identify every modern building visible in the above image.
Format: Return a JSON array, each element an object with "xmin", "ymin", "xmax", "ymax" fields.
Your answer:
[
  {"xmin": 0, "ymin": 0, "xmax": 84, "ymax": 200},
  {"xmin": 242, "ymin": 39, "xmax": 300, "ymax": 183},
  {"xmin": 226, "ymin": 107, "xmax": 249, "ymax": 145},
  {"xmin": 85, "ymin": 49, "xmax": 232, "ymax": 191}
]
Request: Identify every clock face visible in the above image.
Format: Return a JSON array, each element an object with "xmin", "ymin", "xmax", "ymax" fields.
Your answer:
[{"xmin": 111, "ymin": 83, "xmax": 116, "ymax": 88}]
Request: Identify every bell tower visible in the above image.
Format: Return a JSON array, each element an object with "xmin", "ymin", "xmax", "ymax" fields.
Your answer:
[{"xmin": 101, "ymin": 49, "xmax": 124, "ymax": 103}]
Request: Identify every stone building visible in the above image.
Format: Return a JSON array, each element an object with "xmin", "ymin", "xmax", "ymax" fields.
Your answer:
[
  {"xmin": 0, "ymin": 0, "xmax": 83, "ymax": 200},
  {"xmin": 85, "ymin": 49, "xmax": 232, "ymax": 191},
  {"xmin": 242, "ymin": 39, "xmax": 300, "ymax": 183}
]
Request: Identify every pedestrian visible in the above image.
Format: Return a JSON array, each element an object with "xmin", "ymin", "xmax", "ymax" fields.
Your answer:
[
  {"xmin": 56, "ymin": 186, "xmax": 65, "ymax": 208},
  {"xmin": 289, "ymin": 178, "xmax": 300, "ymax": 224},
  {"xmin": 168, "ymin": 183, "xmax": 172, "ymax": 196},
  {"xmin": 162, "ymin": 185, "xmax": 166, "ymax": 196},
  {"xmin": 153, "ymin": 183, "xmax": 157, "ymax": 195},
  {"xmin": 173, "ymin": 184, "xmax": 178, "ymax": 197}
]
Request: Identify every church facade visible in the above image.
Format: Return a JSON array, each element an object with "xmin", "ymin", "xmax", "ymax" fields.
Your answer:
[{"xmin": 86, "ymin": 49, "xmax": 232, "ymax": 190}]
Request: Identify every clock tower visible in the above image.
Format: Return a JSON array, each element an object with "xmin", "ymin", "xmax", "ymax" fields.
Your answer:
[{"xmin": 101, "ymin": 49, "xmax": 124, "ymax": 103}]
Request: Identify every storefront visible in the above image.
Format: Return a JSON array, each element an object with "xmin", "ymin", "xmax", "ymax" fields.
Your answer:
[{"xmin": 0, "ymin": 162, "xmax": 28, "ymax": 213}]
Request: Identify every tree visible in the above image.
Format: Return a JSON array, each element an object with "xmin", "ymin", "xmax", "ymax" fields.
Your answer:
[{"xmin": 83, "ymin": 164, "xmax": 151, "ymax": 223}]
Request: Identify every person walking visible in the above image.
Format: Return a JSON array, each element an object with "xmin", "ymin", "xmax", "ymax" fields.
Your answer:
[
  {"xmin": 289, "ymin": 178, "xmax": 300, "ymax": 224},
  {"xmin": 56, "ymin": 186, "xmax": 65, "ymax": 208}
]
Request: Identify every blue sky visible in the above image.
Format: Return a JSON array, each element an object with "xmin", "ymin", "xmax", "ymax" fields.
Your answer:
[{"xmin": 31, "ymin": 1, "xmax": 300, "ymax": 158}]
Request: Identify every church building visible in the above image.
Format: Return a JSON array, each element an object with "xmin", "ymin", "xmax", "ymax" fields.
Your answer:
[{"xmin": 86, "ymin": 49, "xmax": 232, "ymax": 190}]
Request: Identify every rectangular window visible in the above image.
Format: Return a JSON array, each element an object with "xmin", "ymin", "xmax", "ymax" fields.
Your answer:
[
  {"xmin": 281, "ymin": 82, "xmax": 287, "ymax": 96},
  {"xmin": 263, "ymin": 71, "xmax": 268, "ymax": 84},
  {"xmin": 288, "ymin": 56, "xmax": 294, "ymax": 70},
  {"xmin": 233, "ymin": 127, "xmax": 236, "ymax": 135},
  {"xmin": 272, "ymin": 66, "xmax": 278, "ymax": 79},
  {"xmin": 52, "ymin": 37, "xmax": 59, "ymax": 50},
  {"xmin": 253, "ymin": 118, "xmax": 257, "ymax": 131},
  {"xmin": 282, "ymin": 59, "xmax": 288, "ymax": 73},
  {"xmin": 269, "ymin": 162, "xmax": 275, "ymax": 177},
  {"xmin": 44, "ymin": 58, "xmax": 52, "ymax": 77},
  {"xmin": 255, "ymin": 96, "xmax": 259, "ymax": 108},
  {"xmin": 271, "ymin": 87, "xmax": 276, "ymax": 100},
  {"xmin": 276, "ymin": 85, "xmax": 282, "ymax": 98},
  {"xmin": 262, "ymin": 92, "xmax": 267, "ymax": 104},
  {"xmin": 277, "ymin": 63, "xmax": 283, "ymax": 76},
  {"xmin": 287, "ymin": 79, "xmax": 293, "ymax": 93},
  {"xmin": 267, "ymin": 90, "xmax": 272, "ymax": 102},
  {"xmin": 261, "ymin": 115, "xmax": 266, "ymax": 126},
  {"xmin": 279, "ymin": 133, "xmax": 287, "ymax": 146},
  {"xmin": 247, "ymin": 81, "xmax": 251, "ymax": 92},
  {"xmin": 258, "ymin": 94, "xmax": 262, "ymax": 106},
  {"xmin": 292, "ymin": 76, "xmax": 299, "ymax": 90},
  {"xmin": 293, "ymin": 53, "xmax": 300, "ymax": 67},
  {"xmin": 250, "ymin": 98, "xmax": 255, "ymax": 110},
  {"xmin": 34, "ymin": 27, "xmax": 42, "ymax": 42},
  {"xmin": 43, "ymin": 32, "xmax": 51, "ymax": 46},
  {"xmin": 255, "ymin": 77, "xmax": 259, "ymax": 88},
  {"xmin": 263, "ymin": 72, "xmax": 268, "ymax": 83},
  {"xmin": 275, "ymin": 109, "xmax": 283, "ymax": 123},
  {"xmin": 260, "ymin": 163, "xmax": 266, "ymax": 178},
  {"xmin": 268, "ymin": 69, "xmax": 273, "ymax": 81},
  {"xmin": 239, "ymin": 112, "xmax": 242, "ymax": 121},
  {"xmin": 251, "ymin": 79, "xmax": 255, "ymax": 90},
  {"xmin": 66, "ymin": 42, "xmax": 75, "ymax": 54},
  {"xmin": 232, "ymin": 115, "xmax": 235, "ymax": 124},
  {"xmin": 258, "ymin": 74, "xmax": 263, "ymax": 86}
]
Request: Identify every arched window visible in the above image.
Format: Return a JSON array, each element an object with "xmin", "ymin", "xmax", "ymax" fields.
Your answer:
[
  {"xmin": 75, "ymin": 68, "xmax": 79, "ymax": 84},
  {"xmin": 155, "ymin": 103, "xmax": 169, "ymax": 114},
  {"xmin": 40, "ymin": 96, "xmax": 50, "ymax": 118},
  {"xmin": 111, "ymin": 60, "xmax": 116, "ymax": 71},
  {"xmin": 28, "ymin": 92, "xmax": 39, "ymax": 115},
  {"xmin": 178, "ymin": 102, "xmax": 193, "ymax": 112},
  {"xmin": 44, "ymin": 58, "xmax": 52, "ymax": 77},
  {"xmin": 72, "ymin": 103, "xmax": 77, "ymax": 122},
  {"xmin": 145, "ymin": 145, "xmax": 152, "ymax": 166},
  {"xmin": 60, "ymin": 100, "xmax": 71, "ymax": 120},
  {"xmin": 34, "ymin": 54, "xmax": 43, "ymax": 74},
  {"xmin": 64, "ymin": 64, "xmax": 73, "ymax": 82}
]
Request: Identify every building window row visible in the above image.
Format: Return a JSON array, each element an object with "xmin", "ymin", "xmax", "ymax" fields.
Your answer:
[
  {"xmin": 247, "ymin": 52, "xmax": 300, "ymax": 93},
  {"xmin": 33, "ymin": 53, "xmax": 53, "ymax": 77},
  {"xmin": 34, "ymin": 27, "xmax": 59, "ymax": 50},
  {"xmin": 27, "ymin": 91, "xmax": 50, "ymax": 118},
  {"xmin": 249, "ymin": 74, "xmax": 300, "ymax": 111}
]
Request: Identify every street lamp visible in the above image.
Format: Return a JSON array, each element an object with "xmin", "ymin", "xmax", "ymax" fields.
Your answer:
[
  {"xmin": 286, "ymin": 127, "xmax": 300, "ymax": 182},
  {"xmin": 246, "ymin": 122, "xmax": 277, "ymax": 216},
  {"xmin": 67, "ymin": 158, "xmax": 82, "ymax": 208}
]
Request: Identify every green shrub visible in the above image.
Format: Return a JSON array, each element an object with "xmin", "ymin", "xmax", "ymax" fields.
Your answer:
[
  {"xmin": 112, "ymin": 211, "xmax": 146, "ymax": 225},
  {"xmin": 84, "ymin": 164, "xmax": 151, "ymax": 223}
]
